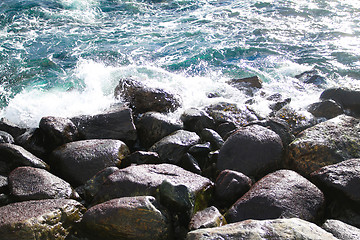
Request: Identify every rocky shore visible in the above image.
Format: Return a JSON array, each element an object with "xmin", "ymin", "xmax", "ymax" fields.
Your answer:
[{"xmin": 1, "ymin": 75, "xmax": 360, "ymax": 239}]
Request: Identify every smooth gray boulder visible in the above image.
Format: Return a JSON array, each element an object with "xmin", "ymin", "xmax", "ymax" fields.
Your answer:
[
  {"xmin": 186, "ymin": 218, "xmax": 338, "ymax": 240},
  {"xmin": 189, "ymin": 206, "xmax": 226, "ymax": 231},
  {"xmin": 82, "ymin": 196, "xmax": 171, "ymax": 240},
  {"xmin": 322, "ymin": 219, "xmax": 360, "ymax": 240},
  {"xmin": 0, "ymin": 199, "xmax": 85, "ymax": 240},
  {"xmin": 50, "ymin": 139, "xmax": 130, "ymax": 186}
]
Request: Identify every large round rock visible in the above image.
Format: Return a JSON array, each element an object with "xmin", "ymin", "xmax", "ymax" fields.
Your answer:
[
  {"xmin": 82, "ymin": 196, "xmax": 171, "ymax": 240},
  {"xmin": 50, "ymin": 139, "xmax": 130, "ymax": 186},
  {"xmin": 226, "ymin": 170, "xmax": 324, "ymax": 223},
  {"xmin": 217, "ymin": 125, "xmax": 283, "ymax": 178},
  {"xmin": 0, "ymin": 199, "xmax": 85, "ymax": 240},
  {"xmin": 8, "ymin": 166, "xmax": 75, "ymax": 201}
]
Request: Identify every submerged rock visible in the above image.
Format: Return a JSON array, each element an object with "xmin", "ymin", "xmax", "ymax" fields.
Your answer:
[
  {"xmin": 0, "ymin": 199, "xmax": 85, "ymax": 240},
  {"xmin": 226, "ymin": 170, "xmax": 324, "ymax": 223},
  {"xmin": 186, "ymin": 218, "xmax": 337, "ymax": 240},
  {"xmin": 8, "ymin": 166, "xmax": 76, "ymax": 201},
  {"xmin": 287, "ymin": 115, "xmax": 360, "ymax": 176},
  {"xmin": 50, "ymin": 139, "xmax": 130, "ymax": 186},
  {"xmin": 295, "ymin": 69, "xmax": 326, "ymax": 86},
  {"xmin": 322, "ymin": 219, "xmax": 360, "ymax": 240},
  {"xmin": 217, "ymin": 124, "xmax": 283, "ymax": 178},
  {"xmin": 82, "ymin": 196, "xmax": 172, "ymax": 240}
]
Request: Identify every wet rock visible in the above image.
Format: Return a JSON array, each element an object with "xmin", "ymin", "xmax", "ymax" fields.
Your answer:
[
  {"xmin": 82, "ymin": 196, "xmax": 171, "ymax": 240},
  {"xmin": 226, "ymin": 170, "xmax": 324, "ymax": 223},
  {"xmin": 320, "ymin": 88, "xmax": 360, "ymax": 115},
  {"xmin": 16, "ymin": 128, "xmax": 47, "ymax": 158},
  {"xmin": 0, "ymin": 143, "xmax": 49, "ymax": 175},
  {"xmin": 322, "ymin": 219, "xmax": 360, "ymax": 240},
  {"xmin": 269, "ymin": 97, "xmax": 291, "ymax": 111},
  {"xmin": 308, "ymin": 99, "xmax": 343, "ymax": 119},
  {"xmin": 227, "ymin": 76, "xmax": 262, "ymax": 96},
  {"xmin": 189, "ymin": 206, "xmax": 226, "ymax": 231},
  {"xmin": 295, "ymin": 69, "xmax": 326, "ymax": 86},
  {"xmin": 0, "ymin": 130, "xmax": 14, "ymax": 144},
  {"xmin": 149, "ymin": 130, "xmax": 200, "ymax": 165},
  {"xmin": 215, "ymin": 170, "xmax": 252, "ymax": 207},
  {"xmin": 39, "ymin": 116, "xmax": 81, "ymax": 150},
  {"xmin": 180, "ymin": 153, "xmax": 202, "ymax": 175},
  {"xmin": 0, "ymin": 118, "xmax": 26, "ymax": 139},
  {"xmin": 0, "ymin": 199, "xmax": 85, "ymax": 240},
  {"xmin": 205, "ymin": 102, "xmax": 258, "ymax": 126},
  {"xmin": 217, "ymin": 125, "xmax": 283, "ymax": 178},
  {"xmin": 200, "ymin": 128, "xmax": 224, "ymax": 150},
  {"xmin": 287, "ymin": 115, "xmax": 360, "ymax": 177},
  {"xmin": 114, "ymin": 78, "xmax": 181, "ymax": 114},
  {"xmin": 311, "ymin": 159, "xmax": 360, "ymax": 203},
  {"xmin": 136, "ymin": 111, "xmax": 182, "ymax": 148},
  {"xmin": 120, "ymin": 151, "xmax": 161, "ymax": 168},
  {"xmin": 216, "ymin": 122, "xmax": 237, "ymax": 140},
  {"xmin": 8, "ymin": 166, "xmax": 76, "ymax": 201},
  {"xmin": 71, "ymin": 107, "xmax": 137, "ymax": 144},
  {"xmin": 50, "ymin": 139, "xmax": 130, "ymax": 186},
  {"xmin": 180, "ymin": 108, "xmax": 215, "ymax": 133},
  {"xmin": 92, "ymin": 164, "xmax": 213, "ymax": 210},
  {"xmin": 186, "ymin": 218, "xmax": 337, "ymax": 240}
]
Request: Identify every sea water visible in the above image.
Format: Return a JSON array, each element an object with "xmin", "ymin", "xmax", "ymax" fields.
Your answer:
[{"xmin": 0, "ymin": 0, "xmax": 359, "ymax": 127}]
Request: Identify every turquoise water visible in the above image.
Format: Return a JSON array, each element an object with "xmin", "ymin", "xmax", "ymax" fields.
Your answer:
[{"xmin": 0, "ymin": 0, "xmax": 359, "ymax": 126}]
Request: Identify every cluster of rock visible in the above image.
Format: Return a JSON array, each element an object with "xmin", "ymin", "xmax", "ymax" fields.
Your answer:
[{"xmin": 1, "ymin": 75, "xmax": 360, "ymax": 239}]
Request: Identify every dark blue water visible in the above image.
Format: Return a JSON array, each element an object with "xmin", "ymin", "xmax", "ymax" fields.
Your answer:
[{"xmin": 0, "ymin": 0, "xmax": 359, "ymax": 126}]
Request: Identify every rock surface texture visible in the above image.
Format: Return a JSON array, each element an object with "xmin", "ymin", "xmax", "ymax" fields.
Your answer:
[{"xmin": 322, "ymin": 219, "xmax": 360, "ymax": 240}]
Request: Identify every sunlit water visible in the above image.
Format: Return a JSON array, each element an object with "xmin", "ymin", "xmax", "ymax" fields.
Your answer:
[{"xmin": 0, "ymin": 0, "xmax": 359, "ymax": 127}]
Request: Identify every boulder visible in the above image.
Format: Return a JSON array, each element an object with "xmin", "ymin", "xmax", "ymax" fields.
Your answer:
[
  {"xmin": 92, "ymin": 164, "xmax": 213, "ymax": 211},
  {"xmin": 180, "ymin": 108, "xmax": 215, "ymax": 133},
  {"xmin": 216, "ymin": 122, "xmax": 237, "ymax": 139},
  {"xmin": 39, "ymin": 116, "xmax": 81, "ymax": 150},
  {"xmin": 180, "ymin": 153, "xmax": 202, "ymax": 175},
  {"xmin": 189, "ymin": 206, "xmax": 226, "ymax": 231},
  {"xmin": 15, "ymin": 128, "xmax": 47, "ymax": 158},
  {"xmin": 186, "ymin": 218, "xmax": 338, "ymax": 240},
  {"xmin": 0, "ymin": 199, "xmax": 85, "ymax": 240},
  {"xmin": 0, "ymin": 130, "xmax": 14, "ymax": 144},
  {"xmin": 322, "ymin": 219, "xmax": 360, "ymax": 240},
  {"xmin": 215, "ymin": 170, "xmax": 252, "ymax": 207},
  {"xmin": 227, "ymin": 76, "xmax": 262, "ymax": 95},
  {"xmin": 311, "ymin": 159, "xmax": 360, "ymax": 203},
  {"xmin": 0, "ymin": 118, "xmax": 26, "ymax": 139},
  {"xmin": 0, "ymin": 175, "xmax": 7, "ymax": 193},
  {"xmin": 50, "ymin": 139, "xmax": 130, "ymax": 186},
  {"xmin": 320, "ymin": 88, "xmax": 360, "ymax": 114},
  {"xmin": 8, "ymin": 166, "xmax": 76, "ymax": 201},
  {"xmin": 82, "ymin": 196, "xmax": 171, "ymax": 240},
  {"xmin": 217, "ymin": 125, "xmax": 283, "ymax": 178},
  {"xmin": 136, "ymin": 111, "xmax": 182, "ymax": 148},
  {"xmin": 226, "ymin": 170, "xmax": 324, "ymax": 223},
  {"xmin": 114, "ymin": 78, "xmax": 181, "ymax": 114},
  {"xmin": 200, "ymin": 128, "xmax": 224, "ymax": 151},
  {"xmin": 120, "ymin": 151, "xmax": 161, "ymax": 168},
  {"xmin": 71, "ymin": 107, "xmax": 137, "ymax": 144},
  {"xmin": 0, "ymin": 143, "xmax": 49, "ymax": 175},
  {"xmin": 295, "ymin": 69, "xmax": 326, "ymax": 86},
  {"xmin": 307, "ymin": 99, "xmax": 343, "ymax": 119},
  {"xmin": 149, "ymin": 130, "xmax": 200, "ymax": 165},
  {"xmin": 287, "ymin": 115, "xmax": 360, "ymax": 176}
]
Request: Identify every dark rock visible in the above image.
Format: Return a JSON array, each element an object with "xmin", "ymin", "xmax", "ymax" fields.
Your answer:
[
  {"xmin": 266, "ymin": 93, "xmax": 283, "ymax": 101},
  {"xmin": 0, "ymin": 199, "xmax": 85, "ymax": 240},
  {"xmin": 188, "ymin": 143, "xmax": 211, "ymax": 156},
  {"xmin": 136, "ymin": 111, "xmax": 182, "ymax": 148},
  {"xmin": 71, "ymin": 107, "xmax": 137, "ymax": 144},
  {"xmin": 39, "ymin": 116, "xmax": 81, "ymax": 150},
  {"xmin": 311, "ymin": 159, "xmax": 360, "ymax": 203},
  {"xmin": 205, "ymin": 102, "xmax": 258, "ymax": 126},
  {"xmin": 0, "ymin": 143, "xmax": 49, "ymax": 175},
  {"xmin": 0, "ymin": 118, "xmax": 26, "ymax": 139},
  {"xmin": 0, "ymin": 194, "xmax": 10, "ymax": 206},
  {"xmin": 50, "ymin": 139, "xmax": 130, "ymax": 186},
  {"xmin": 287, "ymin": 115, "xmax": 360, "ymax": 177},
  {"xmin": 180, "ymin": 153, "xmax": 202, "ymax": 175},
  {"xmin": 82, "ymin": 196, "xmax": 172, "ymax": 240},
  {"xmin": 0, "ymin": 131, "xmax": 14, "ymax": 144},
  {"xmin": 149, "ymin": 130, "xmax": 200, "ymax": 165},
  {"xmin": 217, "ymin": 125, "xmax": 283, "ymax": 179},
  {"xmin": 216, "ymin": 122, "xmax": 237, "ymax": 139},
  {"xmin": 269, "ymin": 97, "xmax": 291, "ymax": 111},
  {"xmin": 320, "ymin": 87, "xmax": 360, "ymax": 114},
  {"xmin": 92, "ymin": 164, "xmax": 213, "ymax": 211},
  {"xmin": 8, "ymin": 166, "xmax": 76, "ymax": 201},
  {"xmin": 308, "ymin": 99, "xmax": 343, "ymax": 119},
  {"xmin": 215, "ymin": 170, "xmax": 252, "ymax": 207},
  {"xmin": 180, "ymin": 108, "xmax": 215, "ymax": 133},
  {"xmin": 15, "ymin": 128, "xmax": 47, "ymax": 158},
  {"xmin": 121, "ymin": 151, "xmax": 161, "ymax": 168},
  {"xmin": 0, "ymin": 175, "xmax": 7, "ymax": 193},
  {"xmin": 186, "ymin": 218, "xmax": 337, "ymax": 240},
  {"xmin": 322, "ymin": 219, "xmax": 360, "ymax": 240},
  {"xmin": 227, "ymin": 76, "xmax": 263, "ymax": 95},
  {"xmin": 226, "ymin": 170, "xmax": 325, "ymax": 223},
  {"xmin": 189, "ymin": 206, "xmax": 226, "ymax": 231},
  {"xmin": 200, "ymin": 128, "xmax": 224, "ymax": 150},
  {"xmin": 114, "ymin": 78, "xmax": 181, "ymax": 114},
  {"xmin": 295, "ymin": 69, "xmax": 326, "ymax": 86}
]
